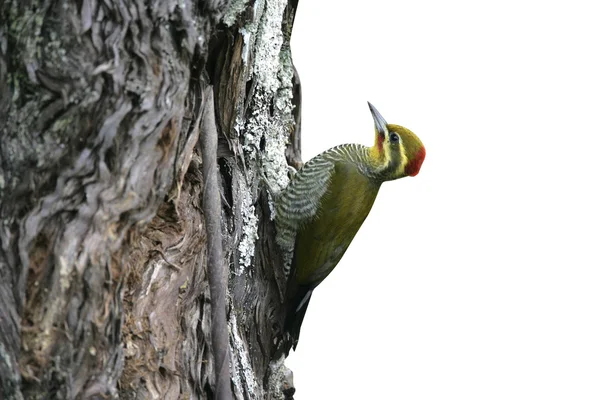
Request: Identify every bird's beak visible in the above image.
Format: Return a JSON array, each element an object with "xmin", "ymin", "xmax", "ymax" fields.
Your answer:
[{"xmin": 368, "ymin": 102, "xmax": 388, "ymax": 137}]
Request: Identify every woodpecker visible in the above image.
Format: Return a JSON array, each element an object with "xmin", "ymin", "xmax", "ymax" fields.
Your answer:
[{"xmin": 275, "ymin": 102, "xmax": 426, "ymax": 351}]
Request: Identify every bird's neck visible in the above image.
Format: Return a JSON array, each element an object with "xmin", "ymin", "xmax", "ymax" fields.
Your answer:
[
  {"xmin": 366, "ymin": 144, "xmax": 405, "ymax": 182},
  {"xmin": 350, "ymin": 145, "xmax": 394, "ymax": 182}
]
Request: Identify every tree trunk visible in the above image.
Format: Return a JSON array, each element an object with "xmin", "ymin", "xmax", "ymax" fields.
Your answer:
[{"xmin": 0, "ymin": 0, "xmax": 301, "ymax": 399}]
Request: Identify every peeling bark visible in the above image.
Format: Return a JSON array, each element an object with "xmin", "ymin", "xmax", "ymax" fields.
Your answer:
[{"xmin": 0, "ymin": 0, "xmax": 301, "ymax": 399}]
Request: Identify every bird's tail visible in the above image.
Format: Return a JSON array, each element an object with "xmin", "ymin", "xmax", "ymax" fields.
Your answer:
[{"xmin": 283, "ymin": 284, "xmax": 313, "ymax": 353}]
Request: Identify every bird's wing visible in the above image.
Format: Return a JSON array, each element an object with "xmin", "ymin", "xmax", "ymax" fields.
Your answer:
[
  {"xmin": 293, "ymin": 160, "xmax": 379, "ymax": 285},
  {"xmin": 275, "ymin": 149, "xmax": 338, "ymax": 253}
]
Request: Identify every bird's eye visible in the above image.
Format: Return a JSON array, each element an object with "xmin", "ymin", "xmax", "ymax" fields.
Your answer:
[{"xmin": 390, "ymin": 133, "xmax": 400, "ymax": 143}]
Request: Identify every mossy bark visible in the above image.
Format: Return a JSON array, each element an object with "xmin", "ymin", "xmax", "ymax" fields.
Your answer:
[{"xmin": 0, "ymin": 0, "xmax": 301, "ymax": 399}]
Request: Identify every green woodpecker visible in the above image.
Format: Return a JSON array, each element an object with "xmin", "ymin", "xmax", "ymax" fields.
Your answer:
[{"xmin": 276, "ymin": 102, "xmax": 426, "ymax": 350}]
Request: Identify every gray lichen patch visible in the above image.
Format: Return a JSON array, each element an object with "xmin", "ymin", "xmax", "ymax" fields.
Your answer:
[
  {"xmin": 237, "ymin": 180, "xmax": 259, "ymax": 274},
  {"xmin": 249, "ymin": 0, "xmax": 294, "ymax": 194},
  {"xmin": 268, "ymin": 356, "xmax": 294, "ymax": 400},
  {"xmin": 267, "ymin": 46, "xmax": 295, "ymax": 192},
  {"xmin": 252, "ymin": 0, "xmax": 286, "ymax": 94},
  {"xmin": 229, "ymin": 310, "xmax": 260, "ymax": 399},
  {"xmin": 222, "ymin": 0, "xmax": 251, "ymax": 27},
  {"xmin": 234, "ymin": 0, "xmax": 294, "ymax": 271}
]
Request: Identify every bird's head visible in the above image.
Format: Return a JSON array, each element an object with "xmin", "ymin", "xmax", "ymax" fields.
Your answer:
[{"xmin": 368, "ymin": 102, "xmax": 426, "ymax": 180}]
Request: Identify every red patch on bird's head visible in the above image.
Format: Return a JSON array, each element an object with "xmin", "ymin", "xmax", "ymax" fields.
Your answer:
[
  {"xmin": 376, "ymin": 132, "xmax": 384, "ymax": 152},
  {"xmin": 405, "ymin": 146, "xmax": 426, "ymax": 177}
]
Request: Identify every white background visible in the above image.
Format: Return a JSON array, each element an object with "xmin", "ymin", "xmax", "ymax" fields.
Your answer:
[{"xmin": 287, "ymin": 1, "xmax": 600, "ymax": 399}]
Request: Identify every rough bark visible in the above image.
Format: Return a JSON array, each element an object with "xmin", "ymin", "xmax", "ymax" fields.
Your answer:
[{"xmin": 0, "ymin": 0, "xmax": 301, "ymax": 399}]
